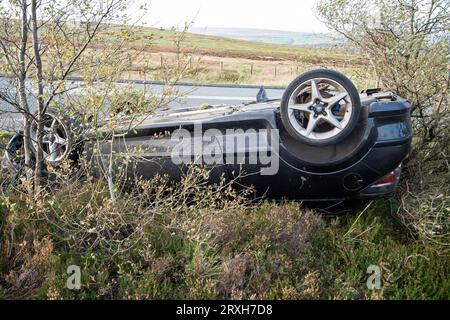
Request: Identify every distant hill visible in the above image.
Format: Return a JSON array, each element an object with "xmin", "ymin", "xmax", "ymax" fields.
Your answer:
[{"xmin": 189, "ymin": 27, "xmax": 340, "ymax": 48}]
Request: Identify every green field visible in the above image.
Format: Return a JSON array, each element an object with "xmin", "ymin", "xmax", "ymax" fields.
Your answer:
[
  {"xmin": 99, "ymin": 26, "xmax": 370, "ymax": 87},
  {"xmin": 115, "ymin": 26, "xmax": 358, "ymax": 62}
]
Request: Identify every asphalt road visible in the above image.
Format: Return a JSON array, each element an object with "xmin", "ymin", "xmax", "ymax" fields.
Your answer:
[
  {"xmin": 153, "ymin": 83, "xmax": 284, "ymax": 108},
  {"xmin": 0, "ymin": 77, "xmax": 285, "ymax": 131}
]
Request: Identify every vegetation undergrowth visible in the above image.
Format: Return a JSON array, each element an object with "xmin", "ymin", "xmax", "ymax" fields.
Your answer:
[{"xmin": 0, "ymin": 167, "xmax": 448, "ymax": 299}]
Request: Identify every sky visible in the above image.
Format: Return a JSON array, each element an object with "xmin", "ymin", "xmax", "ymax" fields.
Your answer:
[{"xmin": 133, "ymin": 0, "xmax": 329, "ymax": 33}]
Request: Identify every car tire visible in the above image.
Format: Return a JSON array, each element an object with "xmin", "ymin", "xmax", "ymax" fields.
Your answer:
[
  {"xmin": 30, "ymin": 107, "xmax": 83, "ymax": 171},
  {"xmin": 280, "ymin": 69, "xmax": 362, "ymax": 146}
]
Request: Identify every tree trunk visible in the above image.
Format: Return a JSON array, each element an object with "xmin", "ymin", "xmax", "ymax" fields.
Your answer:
[
  {"xmin": 107, "ymin": 135, "xmax": 116, "ymax": 203},
  {"xmin": 31, "ymin": 0, "xmax": 45, "ymax": 191},
  {"xmin": 18, "ymin": 0, "xmax": 32, "ymax": 183}
]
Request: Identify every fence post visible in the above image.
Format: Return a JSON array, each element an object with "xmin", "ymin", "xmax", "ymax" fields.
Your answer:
[
  {"xmin": 274, "ymin": 66, "xmax": 277, "ymax": 79},
  {"xmin": 160, "ymin": 55, "xmax": 163, "ymax": 67},
  {"xmin": 250, "ymin": 63, "xmax": 253, "ymax": 75},
  {"xmin": 220, "ymin": 61, "xmax": 224, "ymax": 72}
]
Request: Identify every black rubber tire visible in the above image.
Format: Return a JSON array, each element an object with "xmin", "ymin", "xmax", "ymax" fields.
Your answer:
[{"xmin": 280, "ymin": 69, "xmax": 362, "ymax": 146}]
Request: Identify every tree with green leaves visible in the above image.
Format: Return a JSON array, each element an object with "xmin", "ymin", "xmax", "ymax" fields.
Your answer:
[
  {"xmin": 0, "ymin": 0, "xmax": 137, "ymax": 191},
  {"xmin": 316, "ymin": 0, "xmax": 449, "ymax": 150}
]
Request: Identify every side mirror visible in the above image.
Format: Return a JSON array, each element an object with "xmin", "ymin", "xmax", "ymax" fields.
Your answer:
[{"xmin": 256, "ymin": 86, "xmax": 268, "ymax": 103}]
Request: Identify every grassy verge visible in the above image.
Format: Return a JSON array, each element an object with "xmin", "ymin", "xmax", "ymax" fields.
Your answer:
[{"xmin": 0, "ymin": 174, "xmax": 447, "ymax": 299}]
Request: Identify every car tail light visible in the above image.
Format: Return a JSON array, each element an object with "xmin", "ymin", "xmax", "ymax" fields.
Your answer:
[{"xmin": 373, "ymin": 164, "xmax": 402, "ymax": 186}]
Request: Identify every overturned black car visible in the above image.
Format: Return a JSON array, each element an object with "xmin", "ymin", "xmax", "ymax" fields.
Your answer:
[{"xmin": 3, "ymin": 69, "xmax": 412, "ymax": 206}]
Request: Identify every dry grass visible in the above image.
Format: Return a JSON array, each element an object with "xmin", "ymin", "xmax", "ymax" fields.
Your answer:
[
  {"xmin": 125, "ymin": 51, "xmax": 372, "ymax": 87},
  {"xmin": 83, "ymin": 26, "xmax": 371, "ymax": 87}
]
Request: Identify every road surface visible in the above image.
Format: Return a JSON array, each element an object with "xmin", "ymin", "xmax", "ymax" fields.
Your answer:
[{"xmin": 0, "ymin": 77, "xmax": 285, "ymax": 131}]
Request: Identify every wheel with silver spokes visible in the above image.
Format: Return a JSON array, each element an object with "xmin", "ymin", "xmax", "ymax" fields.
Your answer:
[
  {"xmin": 30, "ymin": 110, "xmax": 71, "ymax": 164},
  {"xmin": 280, "ymin": 69, "xmax": 361, "ymax": 146}
]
